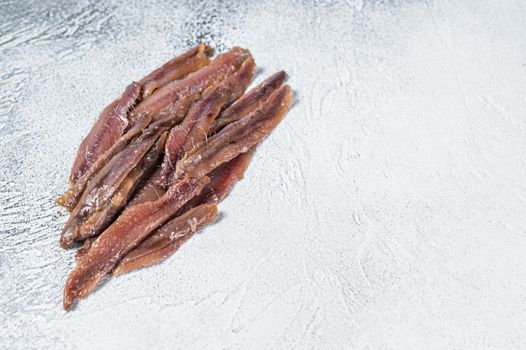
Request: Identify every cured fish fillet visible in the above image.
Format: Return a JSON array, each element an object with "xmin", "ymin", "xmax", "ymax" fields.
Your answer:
[
  {"xmin": 58, "ymin": 45, "xmax": 294, "ymax": 310},
  {"xmin": 113, "ymin": 150, "xmax": 254, "ymax": 275},
  {"xmin": 68, "ymin": 44, "xmax": 212, "ymax": 185},
  {"xmin": 63, "ymin": 177, "xmax": 210, "ymax": 310}
]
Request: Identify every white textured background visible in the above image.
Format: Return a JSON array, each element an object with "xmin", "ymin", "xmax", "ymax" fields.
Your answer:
[{"xmin": 1, "ymin": 0, "xmax": 526, "ymax": 349}]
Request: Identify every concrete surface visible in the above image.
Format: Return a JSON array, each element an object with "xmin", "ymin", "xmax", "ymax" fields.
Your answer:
[{"xmin": 1, "ymin": 0, "xmax": 525, "ymax": 348}]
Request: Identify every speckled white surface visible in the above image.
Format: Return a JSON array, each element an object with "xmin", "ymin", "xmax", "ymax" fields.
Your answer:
[{"xmin": 1, "ymin": 0, "xmax": 526, "ymax": 349}]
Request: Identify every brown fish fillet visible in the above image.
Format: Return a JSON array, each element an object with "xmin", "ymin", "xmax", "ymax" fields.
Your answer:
[
  {"xmin": 114, "ymin": 150, "xmax": 255, "ymax": 275},
  {"xmin": 210, "ymin": 71, "xmax": 287, "ymax": 134},
  {"xmin": 127, "ymin": 168, "xmax": 165, "ymax": 206},
  {"xmin": 131, "ymin": 48, "xmax": 252, "ymax": 123},
  {"xmin": 126, "ymin": 60, "xmax": 258, "ymax": 208},
  {"xmin": 112, "ymin": 203, "xmax": 217, "ymax": 276},
  {"xmin": 207, "ymin": 149, "xmax": 255, "ymax": 202},
  {"xmin": 60, "ymin": 118, "xmax": 176, "ymax": 248},
  {"xmin": 57, "ymin": 112, "xmax": 152, "ymax": 211},
  {"xmin": 73, "ymin": 80, "xmax": 288, "ymax": 252},
  {"xmin": 176, "ymin": 85, "xmax": 292, "ymax": 180},
  {"xmin": 61, "ymin": 55, "xmax": 255, "ymax": 247},
  {"xmin": 129, "ymin": 69, "xmax": 281, "ymax": 207},
  {"xmin": 77, "ymin": 132, "xmax": 168, "ymax": 241},
  {"xmin": 199, "ymin": 149, "xmax": 255, "ymax": 203},
  {"xmin": 138, "ymin": 43, "xmax": 213, "ymax": 98},
  {"xmin": 59, "ymin": 48, "xmax": 251, "ymax": 212},
  {"xmin": 63, "ymin": 176, "xmax": 209, "ymax": 310},
  {"xmin": 68, "ymin": 83, "xmax": 141, "ymax": 185},
  {"xmin": 58, "ymin": 81, "xmax": 199, "ymax": 213},
  {"xmin": 184, "ymin": 149, "xmax": 255, "ymax": 208},
  {"xmin": 68, "ymin": 44, "xmax": 212, "ymax": 185},
  {"xmin": 158, "ymin": 56, "xmax": 256, "ymax": 187},
  {"xmin": 75, "ymin": 237, "xmax": 95, "ymax": 262},
  {"xmin": 70, "ymin": 81, "xmax": 288, "ymax": 277}
]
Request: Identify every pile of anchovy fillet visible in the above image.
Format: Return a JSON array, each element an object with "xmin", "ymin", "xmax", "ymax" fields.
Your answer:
[{"xmin": 57, "ymin": 44, "xmax": 292, "ymax": 310}]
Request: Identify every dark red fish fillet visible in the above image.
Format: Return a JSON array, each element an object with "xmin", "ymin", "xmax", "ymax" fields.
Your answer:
[
  {"xmin": 68, "ymin": 44, "xmax": 212, "ymax": 185},
  {"xmin": 76, "ymin": 131, "xmax": 168, "ymax": 241},
  {"xmin": 113, "ymin": 150, "xmax": 255, "ymax": 275},
  {"xmin": 176, "ymin": 85, "xmax": 292, "ymax": 180},
  {"xmin": 59, "ymin": 46, "xmax": 294, "ymax": 311},
  {"xmin": 69, "ymin": 83, "xmax": 141, "ymax": 185},
  {"xmin": 112, "ymin": 203, "xmax": 217, "ymax": 276},
  {"xmin": 63, "ymin": 176, "xmax": 209, "ymax": 310},
  {"xmin": 131, "ymin": 48, "xmax": 252, "ymax": 123},
  {"xmin": 60, "ymin": 120, "xmax": 173, "ymax": 248},
  {"xmin": 210, "ymin": 71, "xmax": 287, "ymax": 134},
  {"xmin": 139, "ymin": 43, "xmax": 213, "ymax": 98},
  {"xmin": 128, "ymin": 69, "xmax": 282, "ymax": 208},
  {"xmin": 158, "ymin": 56, "xmax": 256, "ymax": 187}
]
